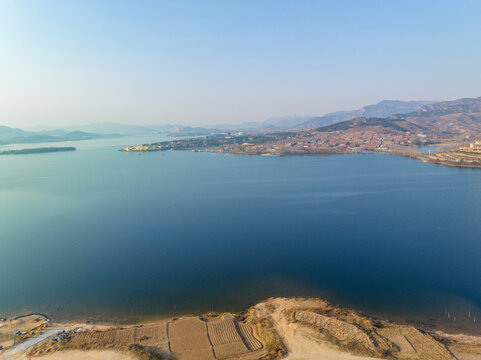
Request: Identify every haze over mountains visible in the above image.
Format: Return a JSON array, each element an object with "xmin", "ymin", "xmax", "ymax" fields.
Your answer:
[
  {"xmin": 204, "ymin": 100, "xmax": 433, "ymax": 131},
  {"xmin": 2, "ymin": 97, "xmax": 481, "ymax": 146},
  {"xmin": 295, "ymin": 100, "xmax": 434, "ymax": 129},
  {"xmin": 0, "ymin": 126, "xmax": 115, "ymax": 145},
  {"xmin": 31, "ymin": 123, "xmax": 219, "ymax": 136}
]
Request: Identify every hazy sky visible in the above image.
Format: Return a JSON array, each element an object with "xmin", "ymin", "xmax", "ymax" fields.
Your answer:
[{"xmin": 1, "ymin": 0, "xmax": 481, "ymax": 128}]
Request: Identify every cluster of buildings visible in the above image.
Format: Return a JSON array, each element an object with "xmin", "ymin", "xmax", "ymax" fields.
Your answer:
[
  {"xmin": 120, "ymin": 128, "xmax": 423, "ymax": 156},
  {"xmin": 303, "ymin": 130, "xmax": 417, "ymax": 151},
  {"xmin": 455, "ymin": 141, "xmax": 481, "ymax": 153},
  {"xmin": 121, "ymin": 143, "xmax": 171, "ymax": 152},
  {"xmin": 210, "ymin": 129, "xmax": 419, "ymax": 156}
]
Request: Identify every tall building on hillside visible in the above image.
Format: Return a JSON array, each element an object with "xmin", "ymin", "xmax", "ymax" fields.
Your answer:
[{"xmin": 469, "ymin": 141, "xmax": 481, "ymax": 152}]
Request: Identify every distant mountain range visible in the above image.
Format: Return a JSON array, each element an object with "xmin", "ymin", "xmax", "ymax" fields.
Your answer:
[
  {"xmin": 62, "ymin": 123, "xmax": 161, "ymax": 135},
  {"xmin": 0, "ymin": 126, "xmax": 117, "ymax": 145},
  {"xmin": 205, "ymin": 100, "xmax": 434, "ymax": 131},
  {"xmin": 207, "ymin": 116, "xmax": 315, "ymax": 131},
  {"xmin": 0, "ymin": 123, "xmax": 219, "ymax": 145},
  {"xmin": 4, "ymin": 97, "xmax": 480, "ymax": 145},
  {"xmin": 315, "ymin": 96, "xmax": 481, "ymax": 142},
  {"xmin": 293, "ymin": 100, "xmax": 434, "ymax": 129},
  {"xmin": 52, "ymin": 123, "xmax": 219, "ymax": 136},
  {"xmin": 31, "ymin": 123, "xmax": 171, "ymax": 135},
  {"xmin": 396, "ymin": 97, "xmax": 481, "ymax": 140}
]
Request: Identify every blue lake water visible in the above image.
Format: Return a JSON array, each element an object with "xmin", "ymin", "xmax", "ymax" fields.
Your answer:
[{"xmin": 1, "ymin": 136, "xmax": 481, "ymax": 332}]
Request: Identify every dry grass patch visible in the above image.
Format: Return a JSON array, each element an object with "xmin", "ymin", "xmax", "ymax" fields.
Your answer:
[
  {"xmin": 213, "ymin": 342, "xmax": 250, "ymax": 359},
  {"xmin": 27, "ymin": 326, "xmax": 171, "ymax": 360},
  {"xmin": 377, "ymin": 326, "xmax": 455, "ymax": 360},
  {"xmin": 28, "ymin": 343, "xmax": 168, "ymax": 359},
  {"xmin": 168, "ymin": 317, "xmax": 214, "ymax": 359},
  {"xmin": 293, "ymin": 310, "xmax": 378, "ymax": 355},
  {"xmin": 245, "ymin": 306, "xmax": 286, "ymax": 359}
]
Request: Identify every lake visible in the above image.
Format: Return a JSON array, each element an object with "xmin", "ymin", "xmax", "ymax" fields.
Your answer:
[{"xmin": 1, "ymin": 136, "xmax": 481, "ymax": 332}]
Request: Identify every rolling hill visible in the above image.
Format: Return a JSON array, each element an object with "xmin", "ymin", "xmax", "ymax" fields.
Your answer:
[
  {"xmin": 316, "ymin": 117, "xmax": 428, "ymax": 134},
  {"xmin": 398, "ymin": 97, "xmax": 481, "ymax": 140},
  {"xmin": 202, "ymin": 100, "xmax": 433, "ymax": 131},
  {"xmin": 297, "ymin": 100, "xmax": 433, "ymax": 129},
  {"xmin": 0, "ymin": 126, "xmax": 116, "ymax": 145},
  {"xmin": 314, "ymin": 97, "xmax": 481, "ymax": 142}
]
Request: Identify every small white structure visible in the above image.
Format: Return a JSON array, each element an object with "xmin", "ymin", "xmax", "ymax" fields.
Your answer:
[{"xmin": 470, "ymin": 141, "xmax": 481, "ymax": 152}]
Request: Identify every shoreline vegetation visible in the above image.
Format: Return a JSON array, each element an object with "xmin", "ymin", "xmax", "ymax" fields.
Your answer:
[
  {"xmin": 0, "ymin": 147, "xmax": 76, "ymax": 156},
  {"xmin": 2, "ymin": 297, "xmax": 481, "ymax": 360},
  {"xmin": 119, "ymin": 134, "xmax": 481, "ymax": 169}
]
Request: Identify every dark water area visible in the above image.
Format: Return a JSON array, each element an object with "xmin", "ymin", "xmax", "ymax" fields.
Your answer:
[{"xmin": 1, "ymin": 137, "xmax": 481, "ymax": 332}]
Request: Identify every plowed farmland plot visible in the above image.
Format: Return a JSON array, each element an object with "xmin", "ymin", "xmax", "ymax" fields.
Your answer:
[
  {"xmin": 237, "ymin": 323, "xmax": 262, "ymax": 351},
  {"xmin": 207, "ymin": 315, "xmax": 244, "ymax": 346},
  {"xmin": 134, "ymin": 324, "xmax": 168, "ymax": 343},
  {"xmin": 168, "ymin": 317, "xmax": 214, "ymax": 360},
  {"xmin": 62, "ymin": 315, "xmax": 264, "ymax": 359}
]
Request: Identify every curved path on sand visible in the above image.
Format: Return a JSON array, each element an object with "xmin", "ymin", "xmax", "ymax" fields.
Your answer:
[{"xmin": 1, "ymin": 327, "xmax": 63, "ymax": 359}]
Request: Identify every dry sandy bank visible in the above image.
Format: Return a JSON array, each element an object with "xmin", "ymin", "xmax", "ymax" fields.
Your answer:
[
  {"xmin": 3, "ymin": 297, "xmax": 481, "ymax": 360},
  {"xmin": 17, "ymin": 350, "xmax": 136, "ymax": 360}
]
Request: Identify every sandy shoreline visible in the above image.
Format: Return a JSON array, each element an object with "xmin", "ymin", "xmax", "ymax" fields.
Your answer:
[{"xmin": 2, "ymin": 297, "xmax": 481, "ymax": 360}]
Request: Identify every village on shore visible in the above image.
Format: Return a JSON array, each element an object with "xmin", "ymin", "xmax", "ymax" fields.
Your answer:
[{"xmin": 121, "ymin": 128, "xmax": 481, "ymax": 169}]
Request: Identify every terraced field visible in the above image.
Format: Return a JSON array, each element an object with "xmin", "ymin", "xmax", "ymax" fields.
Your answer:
[
  {"xmin": 21, "ymin": 298, "xmax": 481, "ymax": 360},
  {"xmin": 169, "ymin": 317, "xmax": 214, "ymax": 360},
  {"xmin": 69, "ymin": 323, "xmax": 170, "ymax": 352},
  {"xmin": 55, "ymin": 315, "xmax": 264, "ymax": 360},
  {"xmin": 207, "ymin": 315, "xmax": 243, "ymax": 346},
  {"xmin": 168, "ymin": 315, "xmax": 265, "ymax": 360},
  {"xmin": 134, "ymin": 323, "xmax": 169, "ymax": 349},
  {"xmin": 207, "ymin": 314, "xmax": 251, "ymax": 359},
  {"xmin": 423, "ymin": 150, "xmax": 481, "ymax": 168},
  {"xmin": 377, "ymin": 326, "xmax": 454, "ymax": 359}
]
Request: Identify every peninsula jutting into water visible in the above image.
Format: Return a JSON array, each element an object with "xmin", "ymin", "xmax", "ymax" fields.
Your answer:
[{"xmin": 120, "ymin": 97, "xmax": 481, "ymax": 169}]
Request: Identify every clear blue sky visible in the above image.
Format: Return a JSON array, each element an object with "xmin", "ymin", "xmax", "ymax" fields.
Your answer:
[{"xmin": 1, "ymin": 0, "xmax": 480, "ymax": 127}]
